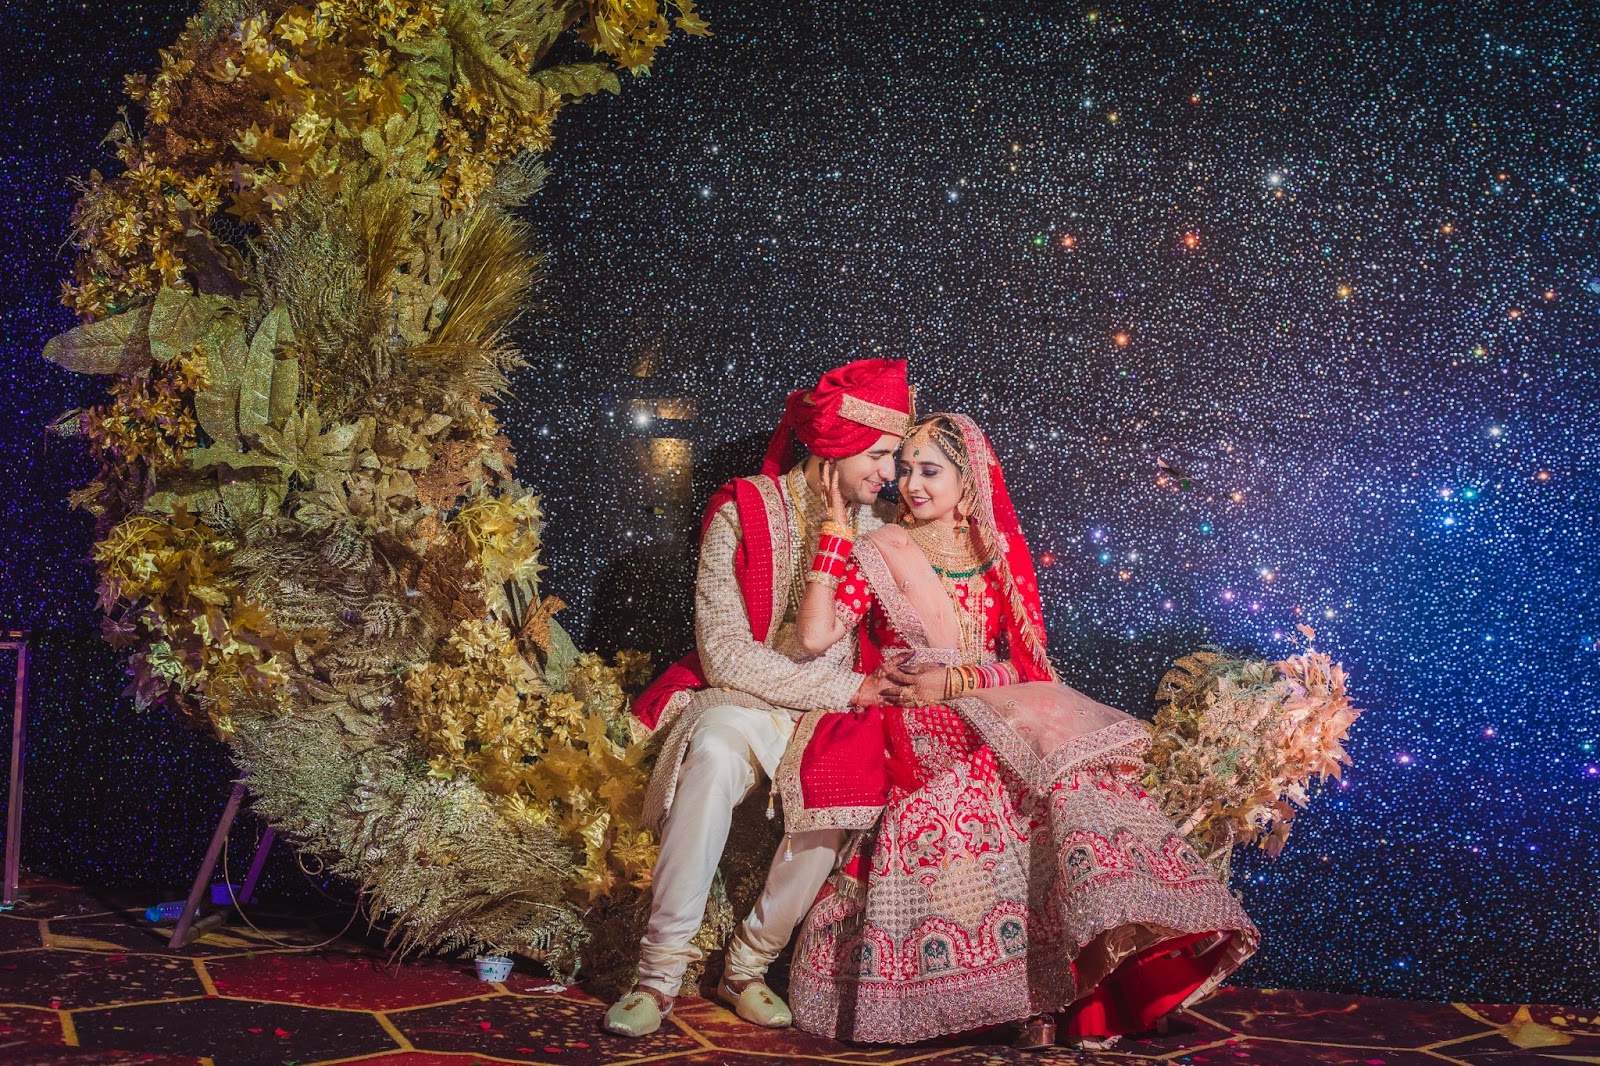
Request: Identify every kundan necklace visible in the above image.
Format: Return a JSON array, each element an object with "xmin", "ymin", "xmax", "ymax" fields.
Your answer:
[
  {"xmin": 906, "ymin": 520, "xmax": 990, "ymax": 660},
  {"xmin": 907, "ymin": 521, "xmax": 983, "ymax": 575}
]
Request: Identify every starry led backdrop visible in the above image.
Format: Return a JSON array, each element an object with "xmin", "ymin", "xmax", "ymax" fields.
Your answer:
[{"xmin": 2, "ymin": 0, "xmax": 1598, "ymax": 1007}]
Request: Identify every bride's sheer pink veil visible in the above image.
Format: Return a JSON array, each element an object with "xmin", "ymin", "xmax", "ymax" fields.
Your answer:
[{"xmin": 904, "ymin": 412, "xmax": 1060, "ymax": 684}]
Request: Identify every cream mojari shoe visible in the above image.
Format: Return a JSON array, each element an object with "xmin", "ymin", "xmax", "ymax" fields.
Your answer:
[
  {"xmin": 717, "ymin": 977, "xmax": 793, "ymax": 1028},
  {"xmin": 603, "ymin": 987, "xmax": 673, "ymax": 1037}
]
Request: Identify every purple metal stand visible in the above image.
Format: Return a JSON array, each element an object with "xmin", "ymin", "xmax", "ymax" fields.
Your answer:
[
  {"xmin": 168, "ymin": 781, "xmax": 277, "ymax": 948},
  {"xmin": 1, "ymin": 630, "xmax": 29, "ymax": 906},
  {"xmin": 169, "ymin": 781, "xmax": 245, "ymax": 948},
  {"xmin": 241, "ymin": 826, "xmax": 276, "ymax": 905}
]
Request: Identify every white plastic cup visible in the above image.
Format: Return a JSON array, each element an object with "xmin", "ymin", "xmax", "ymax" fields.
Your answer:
[{"xmin": 475, "ymin": 955, "xmax": 514, "ymax": 982}]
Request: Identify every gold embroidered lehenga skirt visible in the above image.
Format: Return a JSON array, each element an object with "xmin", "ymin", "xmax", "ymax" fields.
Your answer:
[{"xmin": 788, "ymin": 695, "xmax": 1259, "ymax": 1043}]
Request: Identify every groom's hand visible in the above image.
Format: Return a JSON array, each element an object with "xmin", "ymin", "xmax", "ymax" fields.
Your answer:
[
  {"xmin": 885, "ymin": 660, "xmax": 948, "ymax": 707},
  {"xmin": 852, "ymin": 669, "xmax": 898, "ymax": 708},
  {"xmin": 852, "ymin": 652, "xmax": 915, "ymax": 708}
]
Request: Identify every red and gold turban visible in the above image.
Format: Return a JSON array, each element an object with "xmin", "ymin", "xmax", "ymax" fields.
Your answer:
[
  {"xmin": 761, "ymin": 358, "xmax": 913, "ymax": 475},
  {"xmin": 635, "ymin": 358, "xmax": 912, "ymax": 730}
]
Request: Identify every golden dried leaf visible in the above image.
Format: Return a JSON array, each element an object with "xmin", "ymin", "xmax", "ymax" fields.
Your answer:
[{"xmin": 42, "ymin": 303, "xmax": 153, "ymax": 375}]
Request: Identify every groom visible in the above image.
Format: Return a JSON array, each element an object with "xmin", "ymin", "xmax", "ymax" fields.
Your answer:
[{"xmin": 604, "ymin": 359, "xmax": 913, "ymax": 1037}]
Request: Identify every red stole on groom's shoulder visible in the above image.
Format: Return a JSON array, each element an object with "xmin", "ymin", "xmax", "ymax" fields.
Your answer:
[
  {"xmin": 776, "ymin": 605, "xmax": 891, "ymax": 829},
  {"xmin": 631, "ymin": 472, "xmax": 890, "ymax": 826},
  {"xmin": 631, "ymin": 477, "xmax": 785, "ymax": 729}
]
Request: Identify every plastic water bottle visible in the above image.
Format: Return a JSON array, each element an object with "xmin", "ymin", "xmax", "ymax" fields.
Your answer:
[
  {"xmin": 144, "ymin": 900, "xmax": 187, "ymax": 923},
  {"xmin": 144, "ymin": 883, "xmax": 248, "ymax": 923}
]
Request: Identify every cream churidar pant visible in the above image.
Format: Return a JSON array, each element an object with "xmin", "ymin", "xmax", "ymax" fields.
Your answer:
[{"xmin": 635, "ymin": 703, "xmax": 843, "ymax": 996}]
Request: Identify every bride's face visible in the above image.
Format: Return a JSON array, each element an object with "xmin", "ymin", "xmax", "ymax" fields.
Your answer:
[{"xmin": 899, "ymin": 441, "xmax": 964, "ymax": 524}]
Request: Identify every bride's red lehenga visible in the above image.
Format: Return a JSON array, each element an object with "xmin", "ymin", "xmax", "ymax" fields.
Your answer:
[{"xmin": 786, "ymin": 415, "xmax": 1258, "ymax": 1044}]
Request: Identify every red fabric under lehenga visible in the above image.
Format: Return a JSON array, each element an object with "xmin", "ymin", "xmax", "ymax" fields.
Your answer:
[{"xmin": 787, "ymin": 527, "xmax": 1259, "ymax": 1043}]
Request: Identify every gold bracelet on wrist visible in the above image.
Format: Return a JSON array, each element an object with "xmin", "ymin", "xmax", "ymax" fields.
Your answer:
[
  {"xmin": 820, "ymin": 520, "xmax": 855, "ymax": 541},
  {"xmin": 806, "ymin": 570, "xmax": 840, "ymax": 589}
]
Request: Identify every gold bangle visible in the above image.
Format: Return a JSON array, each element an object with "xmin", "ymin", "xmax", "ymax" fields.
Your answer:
[
  {"xmin": 806, "ymin": 570, "xmax": 840, "ymax": 589},
  {"xmin": 820, "ymin": 520, "xmax": 855, "ymax": 540}
]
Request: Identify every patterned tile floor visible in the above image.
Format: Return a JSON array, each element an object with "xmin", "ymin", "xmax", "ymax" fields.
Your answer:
[{"xmin": 0, "ymin": 879, "xmax": 1591, "ymax": 1065}]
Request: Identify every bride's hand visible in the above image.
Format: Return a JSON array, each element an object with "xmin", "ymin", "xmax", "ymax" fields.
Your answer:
[
  {"xmin": 853, "ymin": 653, "xmax": 913, "ymax": 708},
  {"xmin": 821, "ymin": 460, "xmax": 849, "ymax": 527},
  {"xmin": 885, "ymin": 660, "xmax": 949, "ymax": 706},
  {"xmin": 852, "ymin": 669, "xmax": 897, "ymax": 708}
]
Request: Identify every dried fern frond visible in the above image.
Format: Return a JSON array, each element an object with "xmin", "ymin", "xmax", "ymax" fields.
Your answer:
[
  {"xmin": 408, "ymin": 340, "xmax": 529, "ymax": 399},
  {"xmin": 1153, "ymin": 649, "xmax": 1233, "ymax": 711},
  {"xmin": 478, "ymin": 154, "xmax": 551, "ymax": 213},
  {"xmin": 256, "ymin": 189, "xmax": 371, "ymax": 402}
]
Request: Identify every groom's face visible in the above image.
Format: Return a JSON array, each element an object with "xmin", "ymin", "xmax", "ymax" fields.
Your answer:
[{"xmin": 834, "ymin": 432, "xmax": 902, "ymax": 506}]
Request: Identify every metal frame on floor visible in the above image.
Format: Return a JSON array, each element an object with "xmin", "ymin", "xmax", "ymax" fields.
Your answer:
[
  {"xmin": 169, "ymin": 779, "xmax": 277, "ymax": 948},
  {"xmin": 1, "ymin": 628, "xmax": 29, "ymax": 906}
]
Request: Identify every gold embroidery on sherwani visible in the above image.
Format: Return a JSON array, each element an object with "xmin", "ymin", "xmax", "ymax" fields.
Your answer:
[{"xmin": 640, "ymin": 466, "xmax": 887, "ymax": 832}]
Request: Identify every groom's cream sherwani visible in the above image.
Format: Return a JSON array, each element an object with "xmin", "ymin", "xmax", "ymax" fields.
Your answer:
[{"xmin": 634, "ymin": 465, "xmax": 888, "ymax": 996}]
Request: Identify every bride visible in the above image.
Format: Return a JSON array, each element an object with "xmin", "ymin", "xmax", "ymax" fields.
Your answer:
[{"xmin": 781, "ymin": 413, "xmax": 1258, "ymax": 1048}]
